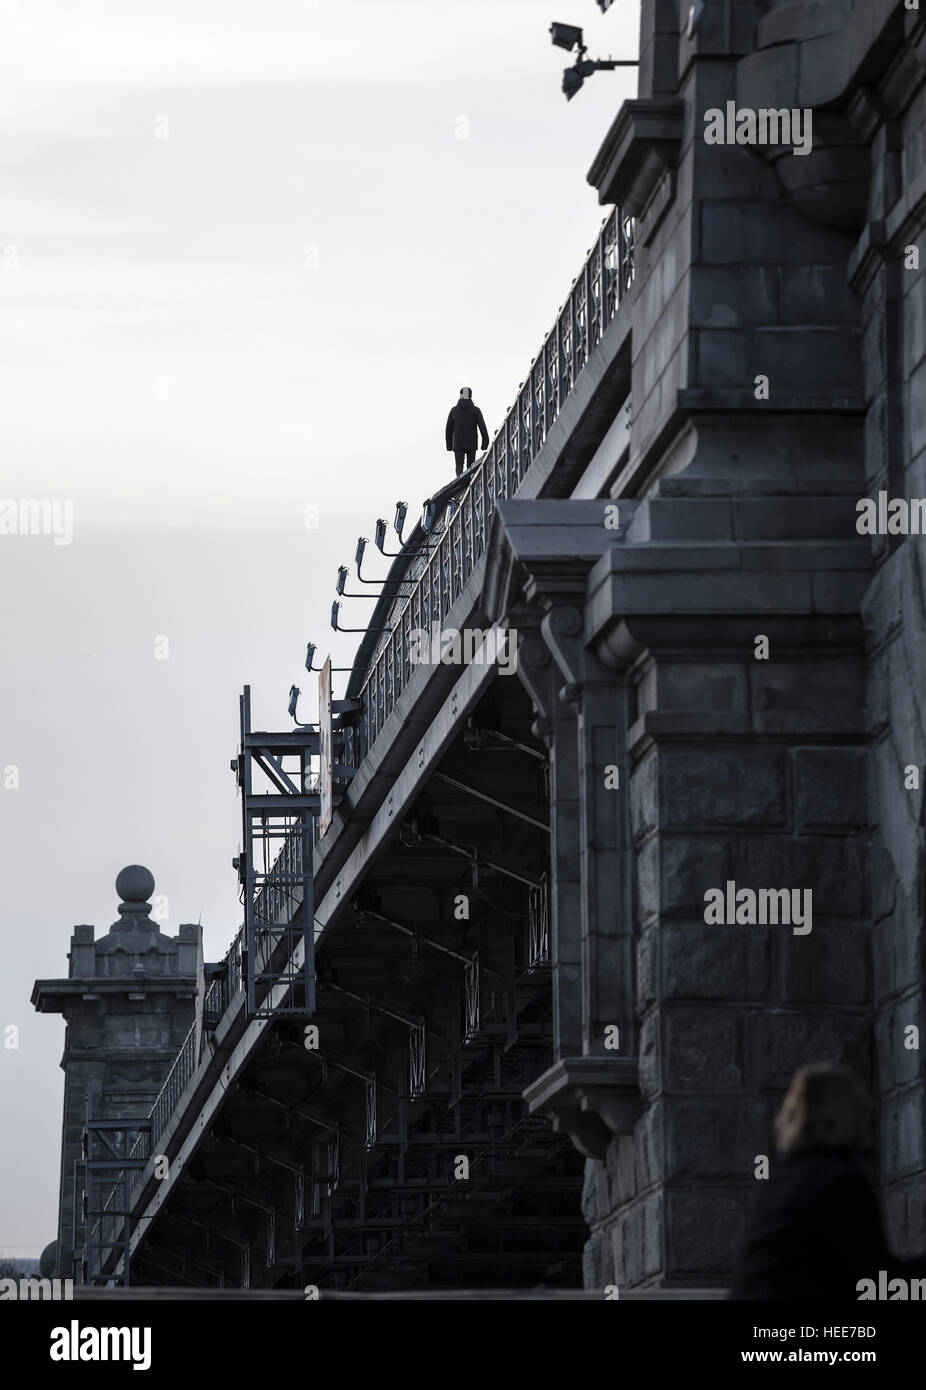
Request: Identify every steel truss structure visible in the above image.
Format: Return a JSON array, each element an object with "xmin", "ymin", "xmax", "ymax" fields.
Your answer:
[
  {"xmin": 233, "ymin": 685, "xmax": 320, "ymax": 1018},
  {"xmin": 81, "ymin": 1109, "xmax": 151, "ymax": 1285}
]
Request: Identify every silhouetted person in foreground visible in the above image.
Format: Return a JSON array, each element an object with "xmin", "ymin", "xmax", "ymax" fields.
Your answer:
[
  {"xmin": 731, "ymin": 1063, "xmax": 926, "ymax": 1300},
  {"xmin": 446, "ymin": 386, "xmax": 489, "ymax": 477}
]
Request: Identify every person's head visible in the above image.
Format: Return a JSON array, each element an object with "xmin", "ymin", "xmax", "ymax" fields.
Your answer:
[
  {"xmin": 774, "ymin": 1064, "xmax": 870, "ymax": 1156},
  {"xmin": 459, "ymin": 386, "xmax": 472, "ymax": 400}
]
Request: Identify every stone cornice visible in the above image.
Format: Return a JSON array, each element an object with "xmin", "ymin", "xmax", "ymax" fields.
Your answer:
[
  {"xmin": 482, "ymin": 498, "xmax": 636, "ymax": 626},
  {"xmin": 586, "ymin": 536, "xmax": 870, "ymax": 673},
  {"xmin": 587, "ymin": 98, "xmax": 684, "ymax": 216},
  {"xmin": 524, "ymin": 1056, "xmax": 642, "ymax": 1160},
  {"xmin": 32, "ymin": 977, "xmax": 199, "ymax": 1010},
  {"xmin": 61, "ymin": 1047, "xmax": 184, "ymax": 1064}
]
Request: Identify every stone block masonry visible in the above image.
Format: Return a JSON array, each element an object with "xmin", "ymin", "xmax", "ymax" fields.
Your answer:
[{"xmin": 566, "ymin": 0, "xmax": 926, "ymax": 1289}]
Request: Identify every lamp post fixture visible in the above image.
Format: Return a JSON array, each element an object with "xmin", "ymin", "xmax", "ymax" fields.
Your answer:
[{"xmin": 549, "ymin": 20, "xmax": 638, "ymax": 101}]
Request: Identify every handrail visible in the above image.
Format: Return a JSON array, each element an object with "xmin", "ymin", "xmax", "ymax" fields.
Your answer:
[
  {"xmin": 150, "ymin": 1017, "xmax": 198, "ymax": 1149},
  {"xmin": 352, "ymin": 207, "xmax": 633, "ymax": 764},
  {"xmin": 134, "ymin": 833, "xmax": 294, "ymax": 1165},
  {"xmin": 88, "ymin": 924, "xmax": 248, "ymax": 1281}
]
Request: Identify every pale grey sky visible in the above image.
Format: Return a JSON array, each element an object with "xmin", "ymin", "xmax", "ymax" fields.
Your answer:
[{"xmin": 0, "ymin": 0, "xmax": 639, "ymax": 1256}]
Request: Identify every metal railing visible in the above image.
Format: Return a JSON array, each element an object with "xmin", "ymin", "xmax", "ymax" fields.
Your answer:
[
  {"xmin": 138, "ymin": 937, "xmax": 240, "ymax": 1157},
  {"xmin": 528, "ymin": 877, "xmax": 549, "ymax": 970},
  {"xmin": 129, "ymin": 1128, "xmax": 150, "ymax": 1163},
  {"xmin": 87, "ymin": 925, "xmax": 250, "ymax": 1283},
  {"xmin": 150, "ymin": 1018, "xmax": 198, "ymax": 1150},
  {"xmin": 87, "ymin": 927, "xmax": 249, "ymax": 1282},
  {"xmin": 463, "ymin": 954, "xmax": 480, "ymax": 1044},
  {"xmin": 408, "ymin": 1020, "xmax": 426, "ymax": 1099},
  {"xmin": 147, "ymin": 924, "xmax": 247, "ymax": 1149},
  {"xmin": 202, "ymin": 928, "xmax": 244, "ymax": 1033},
  {"xmin": 92, "ymin": 861, "xmax": 304, "ymax": 1276},
  {"xmin": 253, "ymin": 821, "xmax": 304, "ymax": 933},
  {"xmin": 354, "ymin": 208, "xmax": 634, "ymax": 762},
  {"xmin": 364, "ymin": 1077, "xmax": 377, "ymax": 1150}
]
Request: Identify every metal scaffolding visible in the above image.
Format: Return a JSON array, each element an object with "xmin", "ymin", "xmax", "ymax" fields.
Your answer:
[
  {"xmin": 81, "ymin": 1108, "xmax": 151, "ymax": 1286},
  {"xmin": 234, "ymin": 685, "xmax": 319, "ymax": 1018}
]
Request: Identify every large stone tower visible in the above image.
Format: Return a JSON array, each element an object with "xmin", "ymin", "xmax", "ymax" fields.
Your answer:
[{"xmin": 32, "ymin": 866, "xmax": 202, "ymax": 1278}]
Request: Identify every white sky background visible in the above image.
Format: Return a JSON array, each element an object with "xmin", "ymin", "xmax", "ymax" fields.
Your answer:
[{"xmin": 0, "ymin": 0, "xmax": 640, "ymax": 1256}]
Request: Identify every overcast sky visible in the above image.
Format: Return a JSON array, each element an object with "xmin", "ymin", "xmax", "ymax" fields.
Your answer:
[{"xmin": 0, "ymin": 0, "xmax": 639, "ymax": 1258}]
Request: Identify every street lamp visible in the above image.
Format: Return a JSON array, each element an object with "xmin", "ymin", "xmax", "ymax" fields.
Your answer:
[
  {"xmin": 305, "ymin": 643, "xmax": 353, "ymax": 674},
  {"xmin": 550, "ymin": 21, "xmax": 583, "ymax": 49},
  {"xmin": 550, "ymin": 19, "xmax": 638, "ymax": 101},
  {"xmin": 331, "ymin": 601, "xmax": 390, "ymax": 635},
  {"xmin": 336, "ymin": 562, "xmax": 410, "ymax": 597},
  {"xmin": 374, "ymin": 515, "xmax": 431, "ymax": 558}
]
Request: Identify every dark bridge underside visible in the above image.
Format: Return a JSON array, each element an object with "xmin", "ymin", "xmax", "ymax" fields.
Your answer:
[{"xmin": 132, "ymin": 674, "xmax": 587, "ymax": 1290}]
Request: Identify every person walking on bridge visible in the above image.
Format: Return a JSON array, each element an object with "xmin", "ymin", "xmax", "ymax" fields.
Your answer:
[{"xmin": 446, "ymin": 386, "xmax": 489, "ymax": 477}]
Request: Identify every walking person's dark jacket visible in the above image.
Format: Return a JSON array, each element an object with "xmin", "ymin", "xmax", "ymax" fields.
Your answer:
[
  {"xmin": 446, "ymin": 397, "xmax": 489, "ymax": 454},
  {"xmin": 730, "ymin": 1147, "xmax": 890, "ymax": 1300}
]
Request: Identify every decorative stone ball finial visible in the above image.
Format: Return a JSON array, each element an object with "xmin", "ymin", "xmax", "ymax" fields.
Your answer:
[
  {"xmin": 115, "ymin": 865, "xmax": 155, "ymax": 920},
  {"xmin": 39, "ymin": 1240, "xmax": 58, "ymax": 1280}
]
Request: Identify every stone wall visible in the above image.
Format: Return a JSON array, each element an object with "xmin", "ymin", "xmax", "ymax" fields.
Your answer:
[
  {"xmin": 576, "ymin": 0, "xmax": 926, "ymax": 1287},
  {"xmin": 856, "ymin": 11, "xmax": 926, "ymax": 1254}
]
